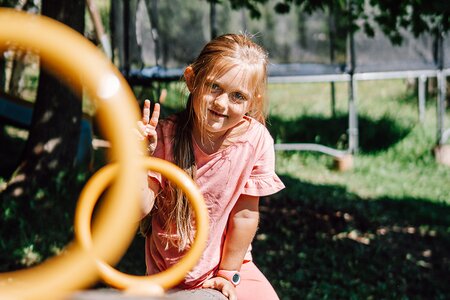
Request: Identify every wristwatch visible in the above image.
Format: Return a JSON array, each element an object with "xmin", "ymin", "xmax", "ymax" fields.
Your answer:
[{"xmin": 216, "ymin": 270, "xmax": 241, "ymax": 286}]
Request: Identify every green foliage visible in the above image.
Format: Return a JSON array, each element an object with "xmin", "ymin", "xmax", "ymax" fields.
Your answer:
[
  {"xmin": 226, "ymin": 0, "xmax": 450, "ymax": 44},
  {"xmin": 0, "ymin": 0, "xmax": 16, "ymax": 7},
  {"xmin": 222, "ymin": 0, "xmax": 270, "ymax": 19},
  {"xmin": 0, "ymin": 167, "xmax": 89, "ymax": 271}
]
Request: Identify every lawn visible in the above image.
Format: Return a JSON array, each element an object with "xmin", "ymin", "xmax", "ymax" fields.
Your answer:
[{"xmin": 1, "ymin": 78, "xmax": 449, "ymax": 299}]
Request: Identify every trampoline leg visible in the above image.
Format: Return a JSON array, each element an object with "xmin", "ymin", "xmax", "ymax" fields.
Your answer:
[
  {"xmin": 436, "ymin": 70, "xmax": 447, "ymax": 146},
  {"xmin": 348, "ymin": 76, "xmax": 358, "ymax": 154},
  {"xmin": 434, "ymin": 70, "xmax": 449, "ymax": 167},
  {"xmin": 418, "ymin": 75, "xmax": 427, "ymax": 123}
]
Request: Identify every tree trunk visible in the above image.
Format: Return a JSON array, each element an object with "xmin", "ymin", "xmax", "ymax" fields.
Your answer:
[{"xmin": 3, "ymin": 0, "xmax": 85, "ymax": 196}]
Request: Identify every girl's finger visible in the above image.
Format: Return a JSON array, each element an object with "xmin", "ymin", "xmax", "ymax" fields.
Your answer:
[
  {"xmin": 223, "ymin": 285, "xmax": 236, "ymax": 300},
  {"xmin": 202, "ymin": 279, "xmax": 213, "ymax": 289},
  {"xmin": 146, "ymin": 128, "xmax": 157, "ymax": 138},
  {"xmin": 202, "ymin": 279, "xmax": 218, "ymax": 289},
  {"xmin": 149, "ymin": 103, "xmax": 160, "ymax": 127},
  {"xmin": 142, "ymin": 99, "xmax": 151, "ymax": 124},
  {"xmin": 136, "ymin": 121, "xmax": 147, "ymax": 135}
]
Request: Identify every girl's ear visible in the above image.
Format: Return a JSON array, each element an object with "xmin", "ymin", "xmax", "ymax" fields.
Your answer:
[{"xmin": 184, "ymin": 66, "xmax": 195, "ymax": 92}]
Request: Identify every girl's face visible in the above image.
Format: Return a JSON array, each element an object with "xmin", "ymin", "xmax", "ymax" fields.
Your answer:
[{"xmin": 192, "ymin": 66, "xmax": 252, "ymax": 138}]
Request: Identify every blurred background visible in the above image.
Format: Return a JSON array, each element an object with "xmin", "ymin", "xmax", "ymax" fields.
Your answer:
[{"xmin": 0, "ymin": 1, "xmax": 449, "ymax": 299}]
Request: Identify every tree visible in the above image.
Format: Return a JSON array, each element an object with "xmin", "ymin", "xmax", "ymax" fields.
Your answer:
[{"xmin": 219, "ymin": 0, "xmax": 449, "ymax": 45}]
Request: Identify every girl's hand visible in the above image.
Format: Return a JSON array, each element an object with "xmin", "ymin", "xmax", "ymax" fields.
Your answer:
[
  {"xmin": 202, "ymin": 277, "xmax": 237, "ymax": 300},
  {"xmin": 136, "ymin": 100, "xmax": 160, "ymax": 155}
]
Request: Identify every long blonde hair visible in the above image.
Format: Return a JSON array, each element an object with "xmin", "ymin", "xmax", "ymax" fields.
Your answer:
[{"xmin": 155, "ymin": 33, "xmax": 269, "ymax": 251}]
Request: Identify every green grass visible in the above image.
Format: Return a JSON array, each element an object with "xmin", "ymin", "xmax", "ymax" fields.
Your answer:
[
  {"xmin": 268, "ymin": 80, "xmax": 449, "ymax": 203},
  {"xmin": 254, "ymin": 79, "xmax": 450, "ymax": 299}
]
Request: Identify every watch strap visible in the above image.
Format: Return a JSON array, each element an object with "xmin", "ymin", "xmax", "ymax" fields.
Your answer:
[{"xmin": 216, "ymin": 269, "xmax": 241, "ymax": 286}]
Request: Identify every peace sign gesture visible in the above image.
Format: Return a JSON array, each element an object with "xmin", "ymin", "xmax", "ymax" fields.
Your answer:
[{"xmin": 136, "ymin": 99, "xmax": 160, "ymax": 155}]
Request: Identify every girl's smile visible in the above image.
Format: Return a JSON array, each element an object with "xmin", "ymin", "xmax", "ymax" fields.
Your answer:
[{"xmin": 208, "ymin": 109, "xmax": 228, "ymax": 119}]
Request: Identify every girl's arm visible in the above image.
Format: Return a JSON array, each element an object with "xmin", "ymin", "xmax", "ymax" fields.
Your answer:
[
  {"xmin": 202, "ymin": 194, "xmax": 259, "ymax": 300},
  {"xmin": 140, "ymin": 175, "xmax": 160, "ymax": 218},
  {"xmin": 219, "ymin": 194, "xmax": 260, "ymax": 270},
  {"xmin": 136, "ymin": 99, "xmax": 161, "ymax": 217}
]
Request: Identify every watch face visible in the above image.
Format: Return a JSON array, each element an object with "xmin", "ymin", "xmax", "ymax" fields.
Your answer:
[{"xmin": 232, "ymin": 273, "xmax": 241, "ymax": 285}]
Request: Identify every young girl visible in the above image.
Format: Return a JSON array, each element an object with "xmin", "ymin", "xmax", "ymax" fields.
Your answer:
[{"xmin": 136, "ymin": 33, "xmax": 285, "ymax": 300}]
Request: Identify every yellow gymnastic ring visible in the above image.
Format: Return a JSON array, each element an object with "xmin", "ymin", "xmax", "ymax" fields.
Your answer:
[
  {"xmin": 74, "ymin": 157, "xmax": 209, "ymax": 294},
  {"xmin": 0, "ymin": 8, "xmax": 142, "ymax": 300}
]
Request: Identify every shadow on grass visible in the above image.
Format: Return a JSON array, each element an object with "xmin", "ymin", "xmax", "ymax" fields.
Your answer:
[
  {"xmin": 267, "ymin": 114, "xmax": 412, "ymax": 154},
  {"xmin": 1, "ymin": 163, "xmax": 449, "ymax": 299},
  {"xmin": 254, "ymin": 174, "xmax": 450, "ymax": 300}
]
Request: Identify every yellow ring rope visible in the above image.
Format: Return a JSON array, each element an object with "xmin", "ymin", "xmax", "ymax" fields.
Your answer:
[{"xmin": 74, "ymin": 157, "xmax": 208, "ymax": 294}]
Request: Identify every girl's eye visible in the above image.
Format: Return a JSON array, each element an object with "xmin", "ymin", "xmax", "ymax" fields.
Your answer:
[
  {"xmin": 210, "ymin": 83, "xmax": 221, "ymax": 92},
  {"xmin": 230, "ymin": 92, "xmax": 247, "ymax": 103}
]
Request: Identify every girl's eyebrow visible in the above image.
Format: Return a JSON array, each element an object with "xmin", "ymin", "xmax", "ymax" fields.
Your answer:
[{"xmin": 206, "ymin": 79, "xmax": 218, "ymax": 86}]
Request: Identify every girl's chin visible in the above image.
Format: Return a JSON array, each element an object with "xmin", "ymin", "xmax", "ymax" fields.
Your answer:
[
  {"xmin": 205, "ymin": 125, "xmax": 225, "ymax": 133},
  {"xmin": 204, "ymin": 122, "xmax": 228, "ymax": 133}
]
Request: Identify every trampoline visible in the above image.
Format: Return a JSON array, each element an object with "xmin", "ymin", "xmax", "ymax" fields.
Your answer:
[{"xmin": 109, "ymin": 0, "xmax": 449, "ymax": 168}]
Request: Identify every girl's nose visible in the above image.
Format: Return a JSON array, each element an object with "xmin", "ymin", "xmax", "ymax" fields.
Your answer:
[{"xmin": 213, "ymin": 93, "xmax": 228, "ymax": 107}]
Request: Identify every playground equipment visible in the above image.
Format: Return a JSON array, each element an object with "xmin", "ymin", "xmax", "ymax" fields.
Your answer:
[
  {"xmin": 0, "ymin": 8, "xmax": 208, "ymax": 300},
  {"xmin": 74, "ymin": 158, "xmax": 208, "ymax": 294}
]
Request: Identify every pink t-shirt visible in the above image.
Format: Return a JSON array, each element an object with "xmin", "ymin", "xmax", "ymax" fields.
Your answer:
[{"xmin": 145, "ymin": 115, "xmax": 285, "ymax": 289}]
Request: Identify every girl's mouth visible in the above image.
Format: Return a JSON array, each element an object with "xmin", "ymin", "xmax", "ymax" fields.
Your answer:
[{"xmin": 209, "ymin": 109, "xmax": 228, "ymax": 118}]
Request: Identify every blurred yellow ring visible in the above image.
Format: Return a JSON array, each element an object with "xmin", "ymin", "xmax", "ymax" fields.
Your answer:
[
  {"xmin": 0, "ymin": 8, "xmax": 142, "ymax": 299},
  {"xmin": 74, "ymin": 157, "xmax": 209, "ymax": 292}
]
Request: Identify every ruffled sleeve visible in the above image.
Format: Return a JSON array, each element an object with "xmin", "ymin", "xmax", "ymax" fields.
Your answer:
[
  {"xmin": 242, "ymin": 127, "xmax": 285, "ymax": 196},
  {"xmin": 243, "ymin": 173, "xmax": 285, "ymax": 196}
]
